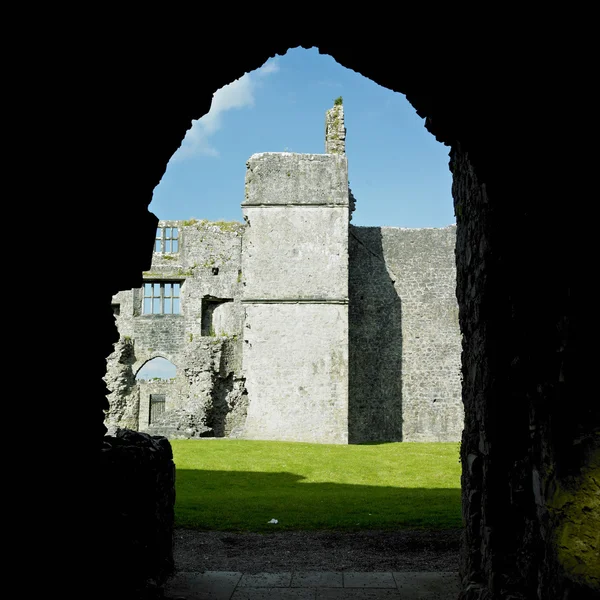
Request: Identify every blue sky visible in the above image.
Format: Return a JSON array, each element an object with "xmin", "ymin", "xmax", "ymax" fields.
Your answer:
[
  {"xmin": 149, "ymin": 47, "xmax": 455, "ymax": 229},
  {"xmin": 138, "ymin": 47, "xmax": 455, "ymax": 380}
]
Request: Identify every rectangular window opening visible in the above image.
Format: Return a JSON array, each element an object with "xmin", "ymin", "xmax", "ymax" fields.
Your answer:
[
  {"xmin": 154, "ymin": 226, "xmax": 180, "ymax": 253},
  {"xmin": 143, "ymin": 281, "xmax": 182, "ymax": 315},
  {"xmin": 201, "ymin": 297, "xmax": 233, "ymax": 336}
]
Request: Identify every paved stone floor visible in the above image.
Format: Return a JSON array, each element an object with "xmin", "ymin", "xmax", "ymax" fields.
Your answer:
[{"xmin": 164, "ymin": 571, "xmax": 460, "ymax": 599}]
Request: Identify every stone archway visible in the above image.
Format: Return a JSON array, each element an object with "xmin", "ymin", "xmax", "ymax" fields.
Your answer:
[{"xmin": 39, "ymin": 27, "xmax": 594, "ymax": 600}]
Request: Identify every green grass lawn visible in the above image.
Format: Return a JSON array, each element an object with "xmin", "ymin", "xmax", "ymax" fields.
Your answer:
[{"xmin": 172, "ymin": 440, "xmax": 462, "ymax": 532}]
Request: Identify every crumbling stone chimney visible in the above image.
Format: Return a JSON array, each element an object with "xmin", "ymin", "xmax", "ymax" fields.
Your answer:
[
  {"xmin": 325, "ymin": 97, "xmax": 346, "ymax": 155},
  {"xmin": 325, "ymin": 98, "xmax": 355, "ymax": 219}
]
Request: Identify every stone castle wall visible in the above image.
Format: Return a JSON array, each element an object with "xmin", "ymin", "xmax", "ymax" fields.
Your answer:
[
  {"xmin": 105, "ymin": 220, "xmax": 247, "ymax": 438},
  {"xmin": 104, "ymin": 104, "xmax": 462, "ymax": 444},
  {"xmin": 241, "ymin": 152, "xmax": 350, "ymax": 444},
  {"xmin": 105, "ymin": 217, "xmax": 461, "ymax": 443},
  {"xmin": 349, "ymin": 225, "xmax": 462, "ymax": 443}
]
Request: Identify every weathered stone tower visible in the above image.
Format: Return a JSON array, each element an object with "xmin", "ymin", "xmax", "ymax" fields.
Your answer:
[{"xmin": 240, "ymin": 151, "xmax": 350, "ymax": 443}]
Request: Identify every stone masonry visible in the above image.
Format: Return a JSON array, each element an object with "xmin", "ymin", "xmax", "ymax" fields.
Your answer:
[
  {"xmin": 105, "ymin": 101, "xmax": 463, "ymax": 443},
  {"xmin": 241, "ymin": 151, "xmax": 350, "ymax": 443},
  {"xmin": 105, "ymin": 219, "xmax": 248, "ymax": 439}
]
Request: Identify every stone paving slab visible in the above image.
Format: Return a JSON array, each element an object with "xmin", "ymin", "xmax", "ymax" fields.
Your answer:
[
  {"xmin": 342, "ymin": 573, "xmax": 397, "ymax": 588},
  {"xmin": 315, "ymin": 589, "xmax": 401, "ymax": 600},
  {"xmin": 232, "ymin": 588, "xmax": 316, "ymax": 600},
  {"xmin": 239, "ymin": 573, "xmax": 293, "ymax": 587},
  {"xmin": 163, "ymin": 571, "xmax": 460, "ymax": 600},
  {"xmin": 164, "ymin": 571, "xmax": 243, "ymax": 600},
  {"xmin": 393, "ymin": 572, "xmax": 459, "ymax": 599},
  {"xmin": 291, "ymin": 572, "xmax": 344, "ymax": 588}
]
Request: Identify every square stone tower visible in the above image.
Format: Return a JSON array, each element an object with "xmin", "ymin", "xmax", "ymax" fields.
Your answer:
[{"xmin": 241, "ymin": 152, "xmax": 350, "ymax": 443}]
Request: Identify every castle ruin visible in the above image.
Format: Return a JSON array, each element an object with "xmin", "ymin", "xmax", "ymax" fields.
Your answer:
[
  {"xmin": 43, "ymin": 30, "xmax": 599, "ymax": 599},
  {"xmin": 105, "ymin": 102, "xmax": 463, "ymax": 443}
]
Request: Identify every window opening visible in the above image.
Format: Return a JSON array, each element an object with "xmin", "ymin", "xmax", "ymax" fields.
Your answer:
[
  {"xmin": 143, "ymin": 282, "xmax": 181, "ymax": 314},
  {"xmin": 201, "ymin": 297, "xmax": 233, "ymax": 336},
  {"xmin": 155, "ymin": 227, "xmax": 179, "ymax": 253}
]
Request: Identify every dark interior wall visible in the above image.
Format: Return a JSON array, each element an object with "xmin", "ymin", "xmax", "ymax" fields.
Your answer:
[
  {"xmin": 451, "ymin": 145, "xmax": 596, "ymax": 599},
  {"xmin": 30, "ymin": 21, "xmax": 596, "ymax": 600}
]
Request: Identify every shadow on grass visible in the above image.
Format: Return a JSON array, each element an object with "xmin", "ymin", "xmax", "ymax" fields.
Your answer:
[{"xmin": 175, "ymin": 469, "xmax": 461, "ymax": 532}]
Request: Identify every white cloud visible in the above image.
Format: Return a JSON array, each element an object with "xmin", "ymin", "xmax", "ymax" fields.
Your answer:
[
  {"xmin": 257, "ymin": 60, "xmax": 280, "ymax": 76},
  {"xmin": 171, "ymin": 59, "xmax": 279, "ymax": 160}
]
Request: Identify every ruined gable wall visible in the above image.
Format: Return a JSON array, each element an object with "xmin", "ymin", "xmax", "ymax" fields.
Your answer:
[
  {"xmin": 105, "ymin": 219, "xmax": 247, "ymax": 435},
  {"xmin": 349, "ymin": 225, "xmax": 462, "ymax": 443},
  {"xmin": 133, "ymin": 219, "xmax": 245, "ymax": 357}
]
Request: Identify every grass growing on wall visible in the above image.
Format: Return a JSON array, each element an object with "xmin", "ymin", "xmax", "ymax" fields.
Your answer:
[{"xmin": 172, "ymin": 440, "xmax": 461, "ymax": 532}]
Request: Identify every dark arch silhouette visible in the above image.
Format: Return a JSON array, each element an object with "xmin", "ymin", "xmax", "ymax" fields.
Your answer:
[{"xmin": 34, "ymin": 25, "xmax": 594, "ymax": 600}]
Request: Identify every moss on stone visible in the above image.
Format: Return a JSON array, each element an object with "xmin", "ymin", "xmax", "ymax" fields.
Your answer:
[
  {"xmin": 212, "ymin": 220, "xmax": 245, "ymax": 233},
  {"xmin": 548, "ymin": 445, "xmax": 600, "ymax": 589},
  {"xmin": 194, "ymin": 219, "xmax": 244, "ymax": 234}
]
